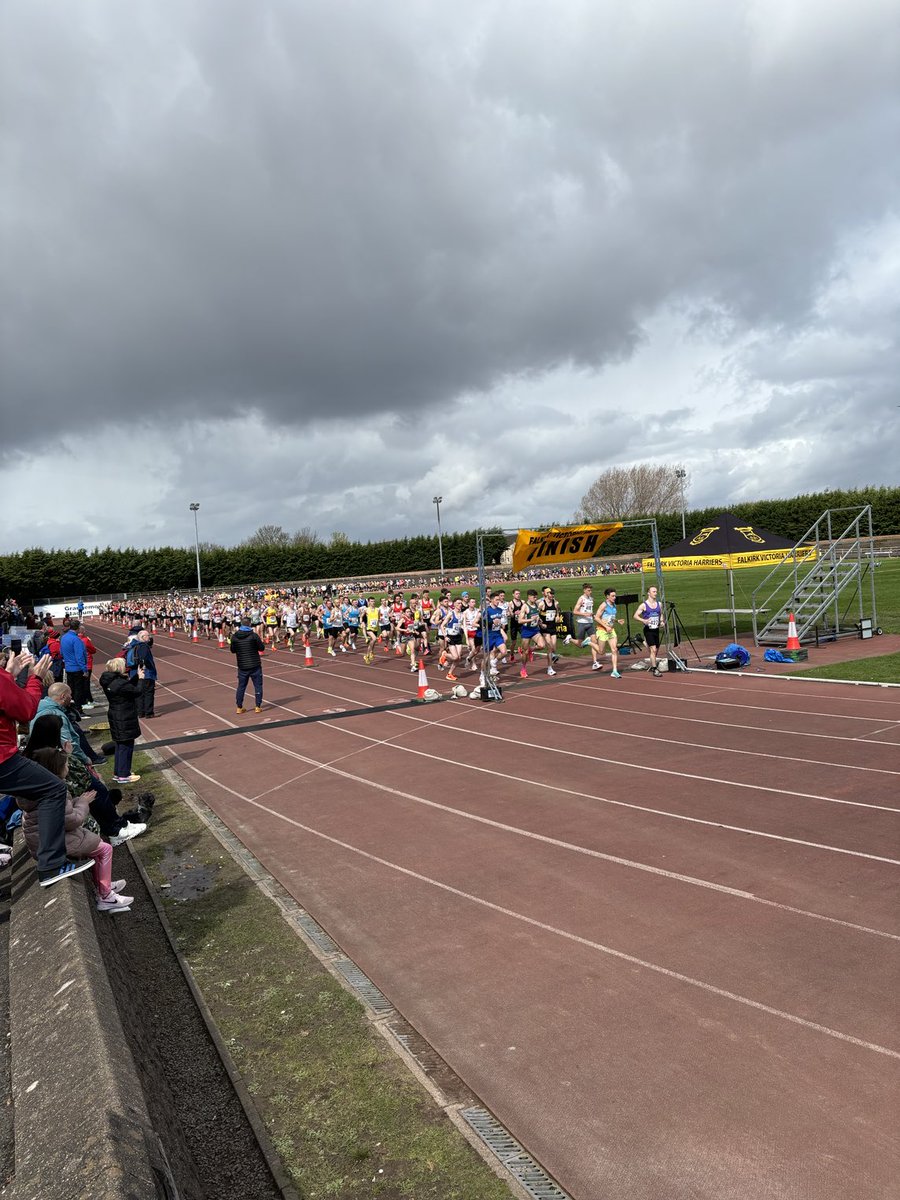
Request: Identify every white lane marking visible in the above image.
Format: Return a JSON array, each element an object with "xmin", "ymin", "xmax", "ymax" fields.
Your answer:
[
  {"xmin": 856, "ymin": 722, "xmax": 900, "ymax": 740},
  {"xmin": 449, "ymin": 707, "xmax": 900, "ymax": 814},
  {"xmin": 501, "ymin": 691, "xmax": 900, "ymax": 776},
  {"xmin": 146, "ymin": 747, "xmax": 900, "ymax": 1064},
  {"xmin": 558, "ymin": 677, "xmax": 892, "ymax": 723},
  {"xmin": 675, "ymin": 674, "xmax": 900, "ymax": 704},
  {"xmin": 95, "ymin": 632, "xmax": 900, "ymax": 865}
]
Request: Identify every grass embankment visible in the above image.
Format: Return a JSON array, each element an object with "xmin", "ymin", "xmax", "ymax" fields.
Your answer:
[
  {"xmin": 792, "ymin": 653, "xmax": 900, "ymax": 684},
  {"xmin": 117, "ymin": 751, "xmax": 512, "ymax": 1200}
]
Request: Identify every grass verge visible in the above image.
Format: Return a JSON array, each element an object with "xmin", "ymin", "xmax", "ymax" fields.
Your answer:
[
  {"xmin": 121, "ymin": 750, "xmax": 513, "ymax": 1200},
  {"xmin": 791, "ymin": 652, "xmax": 900, "ymax": 684}
]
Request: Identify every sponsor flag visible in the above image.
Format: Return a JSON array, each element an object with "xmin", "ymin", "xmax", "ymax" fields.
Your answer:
[{"xmin": 512, "ymin": 523, "xmax": 622, "ymax": 573}]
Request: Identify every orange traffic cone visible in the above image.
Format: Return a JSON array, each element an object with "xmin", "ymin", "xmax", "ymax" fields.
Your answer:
[
  {"xmin": 168, "ymin": 623, "xmax": 175, "ymax": 639},
  {"xmin": 191, "ymin": 626, "xmax": 199, "ymax": 643},
  {"xmin": 416, "ymin": 659, "xmax": 428, "ymax": 700},
  {"xmin": 304, "ymin": 639, "xmax": 314, "ymax": 668},
  {"xmin": 785, "ymin": 612, "xmax": 801, "ymax": 652},
  {"xmin": 217, "ymin": 628, "xmax": 225, "ymax": 650}
]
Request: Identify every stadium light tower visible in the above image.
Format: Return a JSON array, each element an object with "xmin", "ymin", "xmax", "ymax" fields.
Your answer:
[
  {"xmin": 433, "ymin": 495, "xmax": 445, "ymax": 579},
  {"xmin": 189, "ymin": 502, "xmax": 202, "ymax": 594},
  {"xmin": 675, "ymin": 469, "xmax": 687, "ymax": 539}
]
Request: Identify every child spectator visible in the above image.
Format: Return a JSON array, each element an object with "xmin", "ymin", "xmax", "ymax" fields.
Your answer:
[{"xmin": 19, "ymin": 747, "xmax": 134, "ymax": 913}]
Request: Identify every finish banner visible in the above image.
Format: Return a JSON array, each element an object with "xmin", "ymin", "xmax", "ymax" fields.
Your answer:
[{"xmin": 512, "ymin": 523, "xmax": 623, "ymax": 573}]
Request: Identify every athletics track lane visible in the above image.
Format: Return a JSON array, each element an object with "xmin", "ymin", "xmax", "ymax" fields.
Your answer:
[{"xmin": 88, "ymin": 624, "xmax": 900, "ymax": 1200}]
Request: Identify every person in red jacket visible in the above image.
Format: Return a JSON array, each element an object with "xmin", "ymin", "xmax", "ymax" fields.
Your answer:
[
  {"xmin": 77, "ymin": 627, "xmax": 99, "ymax": 704},
  {"xmin": 0, "ymin": 649, "xmax": 92, "ymax": 886}
]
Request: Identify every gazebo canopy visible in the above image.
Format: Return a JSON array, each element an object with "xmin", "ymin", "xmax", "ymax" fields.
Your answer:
[{"xmin": 643, "ymin": 513, "xmax": 812, "ymax": 572}]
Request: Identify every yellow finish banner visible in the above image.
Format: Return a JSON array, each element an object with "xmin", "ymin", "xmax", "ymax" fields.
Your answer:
[{"xmin": 512, "ymin": 523, "xmax": 623, "ymax": 573}]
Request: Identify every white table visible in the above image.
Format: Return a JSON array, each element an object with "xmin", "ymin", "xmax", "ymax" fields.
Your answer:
[{"xmin": 701, "ymin": 608, "xmax": 766, "ymax": 638}]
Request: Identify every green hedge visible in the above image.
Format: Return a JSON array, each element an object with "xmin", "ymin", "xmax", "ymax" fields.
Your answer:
[{"xmin": 1, "ymin": 531, "xmax": 509, "ymax": 601}]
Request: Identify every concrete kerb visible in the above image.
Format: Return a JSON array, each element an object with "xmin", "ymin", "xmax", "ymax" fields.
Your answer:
[{"xmin": 6, "ymin": 846, "xmax": 177, "ymax": 1200}]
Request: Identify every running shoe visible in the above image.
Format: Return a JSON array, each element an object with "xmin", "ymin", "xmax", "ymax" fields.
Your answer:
[
  {"xmin": 591, "ymin": 662, "xmax": 602, "ymax": 671},
  {"xmin": 651, "ymin": 667, "xmax": 662, "ymax": 677},
  {"xmin": 39, "ymin": 859, "xmax": 93, "ymax": 887},
  {"xmin": 446, "ymin": 672, "xmax": 458, "ymax": 681},
  {"xmin": 112, "ymin": 774, "xmax": 141, "ymax": 784},
  {"xmin": 96, "ymin": 892, "xmax": 133, "ymax": 913},
  {"xmin": 395, "ymin": 647, "xmax": 402, "ymax": 656},
  {"xmin": 547, "ymin": 666, "xmax": 556, "ymax": 676},
  {"xmin": 236, "ymin": 707, "xmax": 246, "ymax": 714},
  {"xmin": 519, "ymin": 667, "xmax": 528, "ymax": 678},
  {"xmin": 610, "ymin": 670, "xmax": 621, "ymax": 679},
  {"xmin": 564, "ymin": 635, "xmax": 572, "ymax": 645},
  {"xmin": 255, "ymin": 705, "xmax": 263, "ymax": 713}
]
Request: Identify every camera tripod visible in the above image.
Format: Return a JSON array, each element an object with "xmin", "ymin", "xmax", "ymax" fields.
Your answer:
[{"xmin": 666, "ymin": 601, "xmax": 702, "ymax": 668}]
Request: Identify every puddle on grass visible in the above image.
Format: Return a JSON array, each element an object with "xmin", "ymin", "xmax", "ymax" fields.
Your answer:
[{"xmin": 158, "ymin": 846, "xmax": 220, "ymax": 900}]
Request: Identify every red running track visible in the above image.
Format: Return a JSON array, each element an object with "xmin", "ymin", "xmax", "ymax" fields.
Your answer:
[{"xmin": 88, "ymin": 623, "xmax": 900, "ymax": 1200}]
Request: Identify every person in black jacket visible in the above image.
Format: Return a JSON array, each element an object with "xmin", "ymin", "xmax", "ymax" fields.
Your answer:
[
  {"xmin": 127, "ymin": 631, "xmax": 158, "ymax": 717},
  {"xmin": 230, "ymin": 618, "xmax": 265, "ymax": 714},
  {"xmin": 99, "ymin": 657, "xmax": 144, "ymax": 784}
]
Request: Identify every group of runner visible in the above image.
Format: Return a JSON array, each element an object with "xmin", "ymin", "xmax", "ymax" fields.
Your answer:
[{"xmin": 101, "ymin": 581, "xmax": 666, "ymax": 680}]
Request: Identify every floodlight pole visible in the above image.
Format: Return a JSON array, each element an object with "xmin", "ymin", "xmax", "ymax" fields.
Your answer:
[
  {"xmin": 675, "ymin": 469, "xmax": 687, "ymax": 540},
  {"xmin": 189, "ymin": 503, "xmax": 202, "ymax": 595},
  {"xmin": 433, "ymin": 495, "xmax": 444, "ymax": 580}
]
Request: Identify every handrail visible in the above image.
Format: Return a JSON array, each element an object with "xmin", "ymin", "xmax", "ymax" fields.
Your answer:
[{"xmin": 751, "ymin": 505, "xmax": 872, "ymax": 643}]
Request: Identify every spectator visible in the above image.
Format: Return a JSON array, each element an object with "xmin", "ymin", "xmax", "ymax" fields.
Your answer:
[
  {"xmin": 21, "ymin": 747, "xmax": 134, "ymax": 913},
  {"xmin": 230, "ymin": 617, "xmax": 265, "ymax": 714},
  {"xmin": 99, "ymin": 657, "xmax": 144, "ymax": 785},
  {"xmin": 127, "ymin": 630, "xmax": 158, "ymax": 718},
  {"xmin": 60, "ymin": 619, "xmax": 92, "ymax": 711},
  {"xmin": 77, "ymin": 625, "xmax": 99, "ymax": 705},
  {"xmin": 0, "ymin": 648, "xmax": 93, "ymax": 887},
  {"xmin": 44, "ymin": 627, "xmax": 65, "ymax": 683},
  {"xmin": 25, "ymin": 714, "xmax": 145, "ymax": 845}
]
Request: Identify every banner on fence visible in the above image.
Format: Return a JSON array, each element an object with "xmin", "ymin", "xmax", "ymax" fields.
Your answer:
[{"xmin": 511, "ymin": 523, "xmax": 623, "ymax": 574}]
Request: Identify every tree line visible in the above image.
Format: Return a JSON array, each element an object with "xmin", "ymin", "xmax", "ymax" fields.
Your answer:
[
  {"xmin": 2, "ymin": 531, "xmax": 509, "ymax": 601},
  {"xmin": 2, "ymin": 485, "xmax": 897, "ymax": 601}
]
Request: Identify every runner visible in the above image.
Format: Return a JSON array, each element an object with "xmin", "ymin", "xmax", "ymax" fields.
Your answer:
[
  {"xmin": 459, "ymin": 596, "xmax": 481, "ymax": 672},
  {"xmin": 506, "ymin": 588, "xmax": 525, "ymax": 663},
  {"xmin": 591, "ymin": 587, "xmax": 625, "ymax": 678},
  {"xmin": 378, "ymin": 598, "xmax": 393, "ymax": 652},
  {"xmin": 519, "ymin": 590, "xmax": 551, "ymax": 677},
  {"xmin": 440, "ymin": 599, "xmax": 465, "ymax": 681},
  {"xmin": 634, "ymin": 585, "xmax": 665, "ymax": 676},
  {"xmin": 538, "ymin": 586, "xmax": 561, "ymax": 672},
  {"xmin": 567, "ymin": 583, "xmax": 595, "ymax": 649},
  {"xmin": 483, "ymin": 591, "xmax": 507, "ymax": 678},
  {"xmin": 363, "ymin": 600, "xmax": 380, "ymax": 663}
]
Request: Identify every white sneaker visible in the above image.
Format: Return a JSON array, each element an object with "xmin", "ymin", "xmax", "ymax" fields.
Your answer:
[
  {"xmin": 592, "ymin": 661, "xmax": 602, "ymax": 671},
  {"xmin": 547, "ymin": 666, "xmax": 556, "ymax": 676},
  {"xmin": 111, "ymin": 879, "xmax": 128, "ymax": 893},
  {"xmin": 97, "ymin": 892, "xmax": 133, "ymax": 913},
  {"xmin": 109, "ymin": 821, "xmax": 147, "ymax": 846},
  {"xmin": 564, "ymin": 635, "xmax": 572, "ymax": 645},
  {"xmin": 82, "ymin": 702, "xmax": 96, "ymax": 710}
]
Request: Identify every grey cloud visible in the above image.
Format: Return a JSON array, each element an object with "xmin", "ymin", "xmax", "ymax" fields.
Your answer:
[{"xmin": 5, "ymin": 0, "xmax": 898, "ymax": 446}]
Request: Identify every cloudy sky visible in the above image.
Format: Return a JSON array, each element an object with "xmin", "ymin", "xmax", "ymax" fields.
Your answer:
[{"xmin": 2, "ymin": 0, "xmax": 898, "ymax": 552}]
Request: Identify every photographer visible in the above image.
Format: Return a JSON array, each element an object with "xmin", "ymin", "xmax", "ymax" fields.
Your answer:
[{"xmin": 0, "ymin": 648, "xmax": 93, "ymax": 886}]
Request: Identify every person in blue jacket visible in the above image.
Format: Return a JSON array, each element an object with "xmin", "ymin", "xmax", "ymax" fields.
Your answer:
[
  {"xmin": 59, "ymin": 619, "xmax": 92, "ymax": 711},
  {"xmin": 127, "ymin": 630, "xmax": 158, "ymax": 718}
]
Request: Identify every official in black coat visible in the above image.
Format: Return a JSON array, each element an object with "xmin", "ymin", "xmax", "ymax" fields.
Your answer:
[
  {"xmin": 230, "ymin": 620, "xmax": 265, "ymax": 714},
  {"xmin": 99, "ymin": 658, "xmax": 144, "ymax": 784}
]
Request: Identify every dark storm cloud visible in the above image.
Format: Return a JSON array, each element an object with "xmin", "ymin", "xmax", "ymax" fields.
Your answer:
[{"xmin": 3, "ymin": 0, "xmax": 898, "ymax": 449}]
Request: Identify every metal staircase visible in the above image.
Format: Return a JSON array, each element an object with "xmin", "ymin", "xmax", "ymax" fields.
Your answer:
[{"xmin": 752, "ymin": 506, "xmax": 878, "ymax": 646}]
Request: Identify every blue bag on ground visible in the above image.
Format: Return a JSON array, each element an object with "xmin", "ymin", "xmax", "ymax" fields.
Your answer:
[
  {"xmin": 715, "ymin": 643, "xmax": 750, "ymax": 669},
  {"xmin": 764, "ymin": 648, "xmax": 793, "ymax": 663}
]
